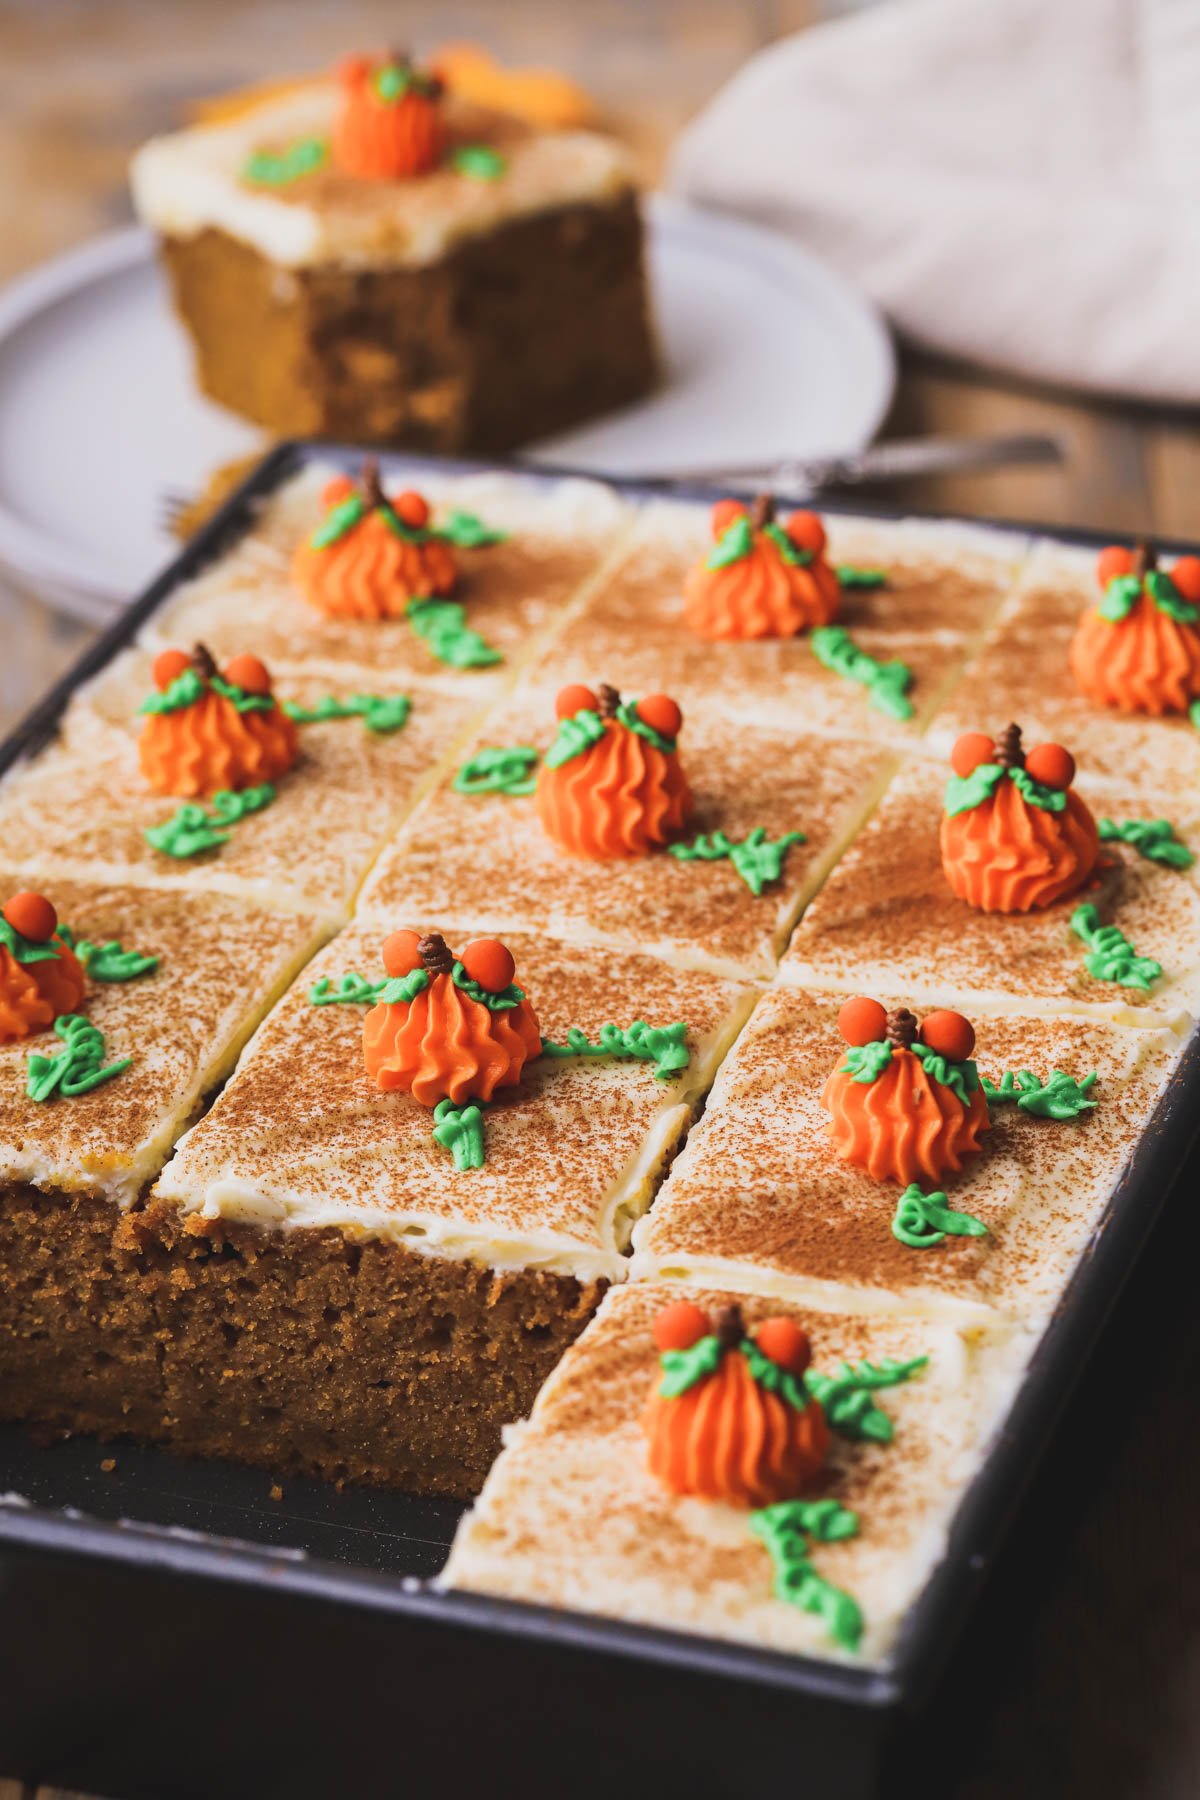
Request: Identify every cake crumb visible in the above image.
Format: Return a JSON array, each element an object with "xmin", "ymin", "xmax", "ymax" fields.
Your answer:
[
  {"xmin": 100, "ymin": 1458, "xmax": 116, "ymax": 1473},
  {"xmin": 269, "ymin": 1483, "xmax": 284, "ymax": 1502}
]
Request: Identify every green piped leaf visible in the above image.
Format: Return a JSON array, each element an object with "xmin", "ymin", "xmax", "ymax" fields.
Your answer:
[
  {"xmin": 308, "ymin": 492, "xmax": 366, "ymax": 550},
  {"xmin": 56, "ymin": 925, "xmax": 158, "ymax": 982},
  {"xmin": 1098, "ymin": 817, "xmax": 1194, "ymax": 869},
  {"xmin": 451, "ymin": 144, "xmax": 508, "ymax": 181},
  {"xmin": 739, "ymin": 1338, "xmax": 811, "ymax": 1411},
  {"xmin": 892, "ymin": 1185, "xmax": 988, "ymax": 1250},
  {"xmin": 243, "ymin": 135, "xmax": 328, "ymax": 187},
  {"xmin": 453, "ymin": 746, "xmax": 539, "ymax": 796},
  {"xmin": 26, "ymin": 1014, "xmax": 131, "ymax": 1102},
  {"xmin": 943, "ymin": 761, "xmax": 1005, "ymax": 817},
  {"xmin": 0, "ymin": 916, "xmax": 67, "ymax": 967},
  {"xmin": 668, "ymin": 826, "xmax": 805, "ymax": 896},
  {"xmin": 839, "ymin": 1039, "xmax": 893, "ymax": 1083},
  {"xmin": 615, "ymin": 700, "xmax": 677, "ymax": 755},
  {"xmin": 805, "ymin": 1356, "xmax": 928, "ymax": 1443},
  {"xmin": 450, "ymin": 961, "xmax": 526, "ymax": 1012},
  {"xmin": 657, "ymin": 1333, "xmax": 723, "ymax": 1398},
  {"xmin": 1098, "ymin": 573, "xmax": 1142, "ymax": 622},
  {"xmin": 436, "ymin": 509, "xmax": 507, "ymax": 548},
  {"xmin": 981, "ymin": 1068, "xmax": 1098, "ymax": 1119},
  {"xmin": 1146, "ymin": 569, "xmax": 1199, "ymax": 622},
  {"xmin": 908, "ymin": 1042, "xmax": 980, "ymax": 1106},
  {"xmin": 432, "ymin": 1099, "xmax": 487, "ymax": 1170},
  {"xmin": 762, "ymin": 522, "xmax": 810, "ymax": 567},
  {"xmin": 1070, "ymin": 903, "xmax": 1163, "ymax": 991},
  {"xmin": 835, "ymin": 564, "xmax": 888, "ymax": 590},
  {"xmin": 705, "ymin": 516, "xmax": 754, "ymax": 569},
  {"xmin": 139, "ymin": 668, "xmax": 207, "ymax": 715},
  {"xmin": 543, "ymin": 707, "xmax": 606, "ymax": 769},
  {"xmin": 810, "ymin": 625, "xmax": 914, "ymax": 721},
  {"xmin": 377, "ymin": 968, "xmax": 432, "ymax": 1005}
]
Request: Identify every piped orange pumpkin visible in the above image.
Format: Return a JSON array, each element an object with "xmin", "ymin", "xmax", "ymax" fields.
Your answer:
[
  {"xmin": 534, "ymin": 682, "xmax": 692, "ymax": 859},
  {"xmin": 138, "ymin": 643, "xmax": 297, "ymax": 800},
  {"xmin": 643, "ymin": 1301, "xmax": 830, "ymax": 1507},
  {"xmin": 683, "ymin": 495, "xmax": 841, "ymax": 640},
  {"xmin": 362, "ymin": 930, "xmax": 542, "ymax": 1106},
  {"xmin": 940, "ymin": 723, "xmax": 1098, "ymax": 913},
  {"xmin": 822, "ymin": 1002, "xmax": 989, "ymax": 1186},
  {"xmin": 0, "ymin": 891, "xmax": 86, "ymax": 1043},
  {"xmin": 1070, "ymin": 541, "xmax": 1200, "ymax": 715},
  {"xmin": 333, "ymin": 51, "xmax": 447, "ymax": 180},
  {"xmin": 292, "ymin": 460, "xmax": 458, "ymax": 620}
]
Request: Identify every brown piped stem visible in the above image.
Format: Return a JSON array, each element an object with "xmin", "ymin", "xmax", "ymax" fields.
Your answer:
[
  {"xmin": 191, "ymin": 642, "xmax": 218, "ymax": 682},
  {"xmin": 1130, "ymin": 539, "xmax": 1158, "ymax": 580},
  {"xmin": 596, "ymin": 683, "xmax": 621, "ymax": 718},
  {"xmin": 749, "ymin": 493, "xmax": 775, "ymax": 530},
  {"xmin": 418, "ymin": 933, "xmax": 454, "ymax": 976},
  {"xmin": 360, "ymin": 457, "xmax": 386, "ymax": 512},
  {"xmin": 714, "ymin": 1303, "xmax": 745, "ymax": 1349},
  {"xmin": 993, "ymin": 723, "xmax": 1024, "ymax": 769},
  {"xmin": 886, "ymin": 1008, "xmax": 918, "ymax": 1050}
]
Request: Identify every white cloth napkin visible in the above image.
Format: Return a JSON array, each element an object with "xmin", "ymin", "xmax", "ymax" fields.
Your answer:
[{"xmin": 670, "ymin": 0, "xmax": 1200, "ymax": 404}]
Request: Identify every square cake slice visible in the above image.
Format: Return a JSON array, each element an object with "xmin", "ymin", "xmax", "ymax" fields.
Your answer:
[
  {"xmin": 127, "ymin": 929, "xmax": 754, "ymax": 1496},
  {"xmin": 143, "ymin": 464, "xmax": 631, "ymax": 693},
  {"xmin": 631, "ymin": 988, "xmax": 1182, "ymax": 1326},
  {"xmin": 0, "ymin": 656, "xmax": 478, "ymax": 918},
  {"xmin": 780, "ymin": 757, "xmax": 1200, "ymax": 1024},
  {"xmin": 444, "ymin": 1282, "xmax": 1026, "ymax": 1665},
  {"xmin": 131, "ymin": 77, "xmax": 656, "ymax": 452},
  {"xmin": 520, "ymin": 501, "xmax": 1019, "ymax": 746},
  {"xmin": 355, "ymin": 688, "xmax": 896, "ymax": 980}
]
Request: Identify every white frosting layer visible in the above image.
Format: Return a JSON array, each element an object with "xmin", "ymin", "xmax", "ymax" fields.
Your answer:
[{"xmin": 130, "ymin": 82, "xmax": 635, "ymax": 269}]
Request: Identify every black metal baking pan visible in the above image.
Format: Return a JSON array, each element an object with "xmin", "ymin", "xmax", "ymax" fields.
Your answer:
[{"xmin": 0, "ymin": 440, "xmax": 1196, "ymax": 1800}]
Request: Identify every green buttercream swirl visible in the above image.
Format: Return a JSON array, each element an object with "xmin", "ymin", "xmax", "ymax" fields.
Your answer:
[
  {"xmin": 242, "ymin": 135, "xmax": 328, "ymax": 186},
  {"xmin": 406, "ymin": 598, "xmax": 502, "ymax": 669},
  {"xmin": 668, "ymin": 827, "xmax": 805, "ymax": 896},
  {"xmin": 839, "ymin": 1039, "xmax": 893, "ymax": 1083},
  {"xmin": 56, "ymin": 924, "xmax": 158, "ymax": 982},
  {"xmin": 705, "ymin": 515, "xmax": 754, "ymax": 569},
  {"xmin": 539, "ymin": 1020, "xmax": 689, "ymax": 1081},
  {"xmin": 26, "ymin": 1014, "xmax": 131, "ymax": 1102},
  {"xmin": 283, "ymin": 692, "xmax": 411, "ymax": 734},
  {"xmin": 1101, "ymin": 569, "xmax": 1199, "ymax": 624},
  {"xmin": 139, "ymin": 669, "xmax": 275, "ymax": 716},
  {"xmin": 1098, "ymin": 817, "xmax": 1194, "ymax": 869},
  {"xmin": 0, "ymin": 916, "xmax": 66, "ymax": 967},
  {"xmin": 943, "ymin": 762, "xmax": 1066, "ymax": 818},
  {"xmin": 980, "ymin": 1068, "xmax": 1098, "ymax": 1119},
  {"xmin": 144, "ymin": 784, "xmax": 276, "ymax": 859},
  {"xmin": 892, "ymin": 1185, "xmax": 989, "ymax": 1249},
  {"xmin": 1070, "ymin": 903, "xmax": 1163, "ymax": 990},
  {"xmin": 432, "ymin": 1099, "xmax": 487, "ymax": 1170},
  {"xmin": 453, "ymin": 746, "xmax": 539, "ymax": 796},
  {"xmin": 657, "ymin": 1333, "xmax": 723, "ymax": 1398},
  {"xmin": 805, "ymin": 1356, "xmax": 928, "ymax": 1443},
  {"xmin": 749, "ymin": 1499, "xmax": 863, "ymax": 1651},
  {"xmin": 543, "ymin": 707, "xmax": 606, "ymax": 769},
  {"xmin": 810, "ymin": 625, "xmax": 915, "ymax": 720}
]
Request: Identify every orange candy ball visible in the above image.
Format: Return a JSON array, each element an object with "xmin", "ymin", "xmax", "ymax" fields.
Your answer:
[
  {"xmin": 838, "ymin": 995, "xmax": 888, "ymax": 1047},
  {"xmin": 951, "ymin": 732, "xmax": 996, "ymax": 778},
  {"xmin": 755, "ymin": 1316, "xmax": 812, "ymax": 1376},
  {"xmin": 381, "ymin": 929, "xmax": 423, "ymax": 978},
  {"xmin": 636, "ymin": 694, "xmax": 683, "ymax": 740},
  {"xmin": 785, "ymin": 510, "xmax": 827, "ymax": 556},
  {"xmin": 1024, "ymin": 742, "xmax": 1075, "ymax": 791},
  {"xmin": 919, "ymin": 1009, "xmax": 976, "ymax": 1063},
  {"xmin": 555, "ymin": 683, "xmax": 599, "ymax": 719},
  {"xmin": 711, "ymin": 499, "xmax": 746, "ymax": 536},
  {"xmin": 459, "ymin": 938, "xmax": 516, "ymax": 994},
  {"xmin": 152, "ymin": 649, "xmax": 191, "ymax": 692},
  {"xmin": 1171, "ymin": 555, "xmax": 1200, "ymax": 604},
  {"xmin": 321, "ymin": 475, "xmax": 357, "ymax": 509},
  {"xmin": 1096, "ymin": 545, "xmax": 1135, "ymax": 589},
  {"xmin": 4, "ymin": 891, "xmax": 58, "ymax": 944},
  {"xmin": 223, "ymin": 654, "xmax": 272, "ymax": 696},
  {"xmin": 394, "ymin": 490, "xmax": 430, "ymax": 530},
  {"xmin": 652, "ymin": 1300, "xmax": 712, "ymax": 1353}
]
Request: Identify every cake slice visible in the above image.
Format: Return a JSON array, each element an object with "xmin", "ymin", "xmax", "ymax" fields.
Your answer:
[
  {"xmin": 0, "ymin": 873, "xmax": 326, "ymax": 1444},
  {"xmin": 134, "ymin": 926, "xmax": 753, "ymax": 1495},
  {"xmin": 780, "ymin": 757, "xmax": 1200, "ymax": 1024},
  {"xmin": 355, "ymin": 687, "xmax": 896, "ymax": 980},
  {"xmin": 631, "ymin": 988, "xmax": 1183, "ymax": 1326},
  {"xmin": 142, "ymin": 463, "xmax": 631, "ymax": 693},
  {"xmin": 444, "ymin": 1282, "xmax": 1026, "ymax": 1664},
  {"xmin": 130, "ymin": 67, "xmax": 657, "ymax": 452}
]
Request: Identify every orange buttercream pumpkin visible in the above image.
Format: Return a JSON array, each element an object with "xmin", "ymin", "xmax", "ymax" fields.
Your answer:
[
  {"xmin": 534, "ymin": 683, "xmax": 692, "ymax": 859},
  {"xmin": 643, "ymin": 1303, "xmax": 830, "ymax": 1508},
  {"xmin": 940, "ymin": 725, "xmax": 1098, "ymax": 914},
  {"xmin": 683, "ymin": 497, "xmax": 841, "ymax": 640},
  {"xmin": 0, "ymin": 938, "xmax": 85, "ymax": 1043},
  {"xmin": 362, "ymin": 931, "xmax": 541, "ymax": 1106},
  {"xmin": 822, "ymin": 1034, "xmax": 989, "ymax": 1187},
  {"xmin": 1071, "ymin": 592, "xmax": 1200, "ymax": 716},
  {"xmin": 333, "ymin": 53, "xmax": 447, "ymax": 180},
  {"xmin": 138, "ymin": 647, "xmax": 297, "ymax": 800},
  {"xmin": 292, "ymin": 465, "xmax": 458, "ymax": 620}
]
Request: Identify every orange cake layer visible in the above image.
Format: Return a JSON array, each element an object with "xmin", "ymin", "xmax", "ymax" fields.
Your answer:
[
  {"xmin": 632, "ymin": 988, "xmax": 1182, "ymax": 1324},
  {"xmin": 354, "ymin": 689, "xmax": 896, "ymax": 980},
  {"xmin": 780, "ymin": 758, "xmax": 1200, "ymax": 1024},
  {"xmin": 444, "ymin": 1282, "xmax": 1026, "ymax": 1663}
]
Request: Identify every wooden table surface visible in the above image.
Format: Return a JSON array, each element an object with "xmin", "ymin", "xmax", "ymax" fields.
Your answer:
[{"xmin": 1, "ymin": 5, "xmax": 1198, "ymax": 1797}]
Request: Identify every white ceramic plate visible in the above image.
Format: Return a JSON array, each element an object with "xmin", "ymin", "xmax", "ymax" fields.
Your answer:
[{"xmin": 0, "ymin": 197, "xmax": 893, "ymax": 624}]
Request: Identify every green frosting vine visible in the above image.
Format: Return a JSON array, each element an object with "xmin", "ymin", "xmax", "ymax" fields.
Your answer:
[
  {"xmin": 668, "ymin": 827, "xmax": 806, "ymax": 896},
  {"xmin": 242, "ymin": 135, "xmax": 328, "ymax": 186},
  {"xmin": 1100, "ymin": 569, "xmax": 1199, "ymax": 625},
  {"xmin": 838, "ymin": 1038, "xmax": 979, "ymax": 1105},
  {"xmin": 26, "ymin": 1014, "xmax": 131, "ymax": 1102},
  {"xmin": 1070, "ymin": 903, "xmax": 1163, "ymax": 991},
  {"xmin": 805, "ymin": 1356, "xmax": 928, "ymax": 1443},
  {"xmin": 981, "ymin": 1068, "xmax": 1098, "ymax": 1119},
  {"xmin": 749, "ymin": 1499, "xmax": 863, "ymax": 1651},
  {"xmin": 310, "ymin": 497, "xmax": 505, "ymax": 554},
  {"xmin": 283, "ymin": 693, "xmax": 411, "ymax": 734},
  {"xmin": 810, "ymin": 626, "xmax": 914, "ymax": 720},
  {"xmin": 0, "ymin": 916, "xmax": 66, "ymax": 967},
  {"xmin": 943, "ymin": 761, "xmax": 1066, "ymax": 818},
  {"xmin": 56, "ymin": 925, "xmax": 157, "ymax": 982},
  {"xmin": 437, "ymin": 510, "xmax": 507, "ymax": 549},
  {"xmin": 1098, "ymin": 817, "xmax": 1194, "ymax": 869},
  {"xmin": 451, "ymin": 144, "xmax": 507, "ymax": 181},
  {"xmin": 309, "ymin": 963, "xmax": 524, "ymax": 1012},
  {"xmin": 835, "ymin": 564, "xmax": 888, "ymax": 590},
  {"xmin": 453, "ymin": 746, "xmax": 539, "ymax": 796},
  {"xmin": 614, "ymin": 700, "xmax": 677, "ymax": 755},
  {"xmin": 839, "ymin": 1039, "xmax": 894, "ymax": 1083},
  {"xmin": 144, "ymin": 784, "xmax": 277, "ymax": 859},
  {"xmin": 308, "ymin": 971, "xmax": 388, "ymax": 1007},
  {"xmin": 406, "ymin": 598, "xmax": 502, "ymax": 669},
  {"xmin": 892, "ymin": 1185, "xmax": 989, "ymax": 1250},
  {"xmin": 139, "ymin": 670, "xmax": 274, "ymax": 716},
  {"xmin": 432, "ymin": 1099, "xmax": 487, "ymax": 1170},
  {"xmin": 450, "ymin": 961, "xmax": 527, "ymax": 1012},
  {"xmin": 543, "ymin": 707, "xmax": 607, "ymax": 769},
  {"xmin": 539, "ymin": 1020, "xmax": 690, "ymax": 1081}
]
